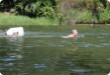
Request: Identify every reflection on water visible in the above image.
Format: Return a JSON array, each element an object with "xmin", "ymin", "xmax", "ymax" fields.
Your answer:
[
  {"xmin": 71, "ymin": 69, "xmax": 90, "ymax": 73},
  {"xmin": 0, "ymin": 58, "xmax": 19, "ymax": 61},
  {"xmin": 34, "ymin": 64, "xmax": 47, "ymax": 69},
  {"xmin": 0, "ymin": 25, "xmax": 110, "ymax": 75},
  {"xmin": 3, "ymin": 63, "xmax": 14, "ymax": 67}
]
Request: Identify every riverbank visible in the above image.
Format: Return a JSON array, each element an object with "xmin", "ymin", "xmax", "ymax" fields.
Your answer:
[
  {"xmin": 0, "ymin": 12, "xmax": 110, "ymax": 26},
  {"xmin": 0, "ymin": 13, "xmax": 59, "ymax": 26}
]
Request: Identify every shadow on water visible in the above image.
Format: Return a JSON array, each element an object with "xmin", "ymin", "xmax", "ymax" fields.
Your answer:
[{"xmin": 0, "ymin": 25, "xmax": 110, "ymax": 75}]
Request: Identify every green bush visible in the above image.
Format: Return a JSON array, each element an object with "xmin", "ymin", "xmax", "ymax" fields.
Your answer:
[
  {"xmin": 77, "ymin": 10, "xmax": 92, "ymax": 23},
  {"xmin": 15, "ymin": 0, "xmax": 57, "ymax": 18},
  {"xmin": 100, "ymin": 9, "xmax": 110, "ymax": 23}
]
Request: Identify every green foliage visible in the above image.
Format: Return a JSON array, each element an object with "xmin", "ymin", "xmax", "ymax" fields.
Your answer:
[
  {"xmin": 100, "ymin": 9, "xmax": 110, "ymax": 23},
  {"xmin": 15, "ymin": 0, "xmax": 57, "ymax": 17},
  {"xmin": 1, "ymin": 0, "xmax": 110, "ymax": 24},
  {"xmin": 77, "ymin": 10, "xmax": 92, "ymax": 23}
]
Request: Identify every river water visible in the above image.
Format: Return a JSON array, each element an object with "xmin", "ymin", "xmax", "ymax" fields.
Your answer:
[{"xmin": 0, "ymin": 25, "xmax": 110, "ymax": 75}]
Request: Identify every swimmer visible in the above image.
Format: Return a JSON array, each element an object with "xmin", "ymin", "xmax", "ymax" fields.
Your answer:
[
  {"xmin": 11, "ymin": 32, "xmax": 19, "ymax": 37},
  {"xmin": 6, "ymin": 27, "xmax": 24, "ymax": 37},
  {"xmin": 62, "ymin": 29, "xmax": 78, "ymax": 38}
]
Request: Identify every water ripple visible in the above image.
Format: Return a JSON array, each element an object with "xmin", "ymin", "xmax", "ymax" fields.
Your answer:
[
  {"xmin": 71, "ymin": 69, "xmax": 90, "ymax": 73},
  {"xmin": 0, "ymin": 58, "xmax": 18, "ymax": 62},
  {"xmin": 65, "ymin": 62, "xmax": 76, "ymax": 67},
  {"xmin": 78, "ymin": 42, "xmax": 110, "ymax": 47},
  {"xmin": 0, "ymin": 68, "xmax": 5, "ymax": 71},
  {"xmin": 4, "ymin": 63, "xmax": 14, "ymax": 66},
  {"xmin": 34, "ymin": 64, "xmax": 47, "ymax": 69}
]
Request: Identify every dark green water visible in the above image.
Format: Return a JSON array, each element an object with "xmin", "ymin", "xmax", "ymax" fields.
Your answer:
[{"xmin": 0, "ymin": 25, "xmax": 110, "ymax": 75}]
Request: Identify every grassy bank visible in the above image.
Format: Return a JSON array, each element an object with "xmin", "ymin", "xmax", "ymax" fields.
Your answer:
[
  {"xmin": 1, "ymin": 9, "xmax": 110, "ymax": 26},
  {"xmin": 0, "ymin": 13, "xmax": 59, "ymax": 25}
]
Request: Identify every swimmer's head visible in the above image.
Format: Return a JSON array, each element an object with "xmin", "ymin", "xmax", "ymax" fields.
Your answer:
[
  {"xmin": 72, "ymin": 29, "xmax": 77, "ymax": 32},
  {"xmin": 72, "ymin": 29, "xmax": 78, "ymax": 35}
]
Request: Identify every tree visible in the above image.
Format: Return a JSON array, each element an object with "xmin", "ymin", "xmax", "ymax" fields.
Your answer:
[
  {"xmin": 0, "ymin": 0, "xmax": 18, "ymax": 12},
  {"xmin": 15, "ymin": 0, "xmax": 57, "ymax": 17},
  {"xmin": 58, "ymin": 0, "xmax": 86, "ymax": 25}
]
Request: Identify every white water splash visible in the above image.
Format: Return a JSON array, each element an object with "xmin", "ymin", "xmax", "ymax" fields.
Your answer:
[
  {"xmin": 108, "ymin": 72, "xmax": 110, "ymax": 75},
  {"xmin": 0, "ymin": 0, "xmax": 2, "ymax": 2},
  {"xmin": 108, "ymin": 0, "xmax": 110, "ymax": 2},
  {"xmin": 0, "ymin": 73, "xmax": 3, "ymax": 75}
]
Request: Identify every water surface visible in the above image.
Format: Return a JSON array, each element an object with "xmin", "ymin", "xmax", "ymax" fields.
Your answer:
[{"xmin": 0, "ymin": 25, "xmax": 110, "ymax": 75}]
